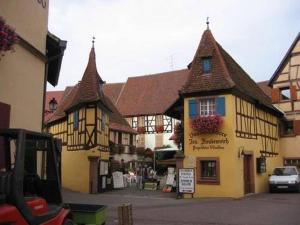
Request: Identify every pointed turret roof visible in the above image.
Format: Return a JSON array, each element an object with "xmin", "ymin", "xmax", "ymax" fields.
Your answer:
[
  {"xmin": 66, "ymin": 46, "xmax": 109, "ymax": 111},
  {"xmin": 182, "ymin": 28, "xmax": 281, "ymax": 115}
]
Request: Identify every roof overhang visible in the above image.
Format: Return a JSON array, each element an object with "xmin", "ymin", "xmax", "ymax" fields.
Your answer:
[{"xmin": 46, "ymin": 32, "xmax": 67, "ymax": 86}]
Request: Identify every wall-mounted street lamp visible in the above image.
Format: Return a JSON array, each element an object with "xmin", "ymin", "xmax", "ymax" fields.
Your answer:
[{"xmin": 49, "ymin": 98, "xmax": 58, "ymax": 112}]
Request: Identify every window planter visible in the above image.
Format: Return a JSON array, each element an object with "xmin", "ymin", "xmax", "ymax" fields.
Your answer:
[
  {"xmin": 0, "ymin": 17, "xmax": 19, "ymax": 57},
  {"xmin": 155, "ymin": 125, "xmax": 164, "ymax": 133},
  {"xmin": 137, "ymin": 126, "xmax": 146, "ymax": 134},
  {"xmin": 190, "ymin": 115, "xmax": 223, "ymax": 133}
]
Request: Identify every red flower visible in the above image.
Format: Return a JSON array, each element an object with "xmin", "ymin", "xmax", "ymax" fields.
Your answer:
[
  {"xmin": 190, "ymin": 115, "xmax": 223, "ymax": 133},
  {"xmin": 137, "ymin": 126, "xmax": 146, "ymax": 134},
  {"xmin": 0, "ymin": 17, "xmax": 19, "ymax": 56}
]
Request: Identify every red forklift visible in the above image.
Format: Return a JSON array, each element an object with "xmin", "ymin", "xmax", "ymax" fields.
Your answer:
[{"xmin": 0, "ymin": 129, "xmax": 75, "ymax": 225}]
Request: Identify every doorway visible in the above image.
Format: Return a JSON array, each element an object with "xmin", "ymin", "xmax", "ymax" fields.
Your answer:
[
  {"xmin": 243, "ymin": 154, "xmax": 254, "ymax": 194},
  {"xmin": 0, "ymin": 102, "xmax": 10, "ymax": 169}
]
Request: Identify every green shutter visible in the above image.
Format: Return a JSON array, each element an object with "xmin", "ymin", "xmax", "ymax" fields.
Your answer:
[
  {"xmin": 189, "ymin": 99, "xmax": 198, "ymax": 118},
  {"xmin": 216, "ymin": 97, "xmax": 225, "ymax": 116}
]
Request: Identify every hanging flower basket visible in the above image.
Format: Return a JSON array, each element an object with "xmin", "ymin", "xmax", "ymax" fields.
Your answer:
[
  {"xmin": 137, "ymin": 126, "xmax": 146, "ymax": 134},
  {"xmin": 190, "ymin": 115, "xmax": 223, "ymax": 133},
  {"xmin": 155, "ymin": 125, "xmax": 164, "ymax": 133},
  {"xmin": 0, "ymin": 17, "xmax": 19, "ymax": 57}
]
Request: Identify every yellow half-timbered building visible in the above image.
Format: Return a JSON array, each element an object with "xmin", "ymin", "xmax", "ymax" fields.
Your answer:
[
  {"xmin": 269, "ymin": 33, "xmax": 300, "ymax": 169},
  {"xmin": 46, "ymin": 44, "xmax": 111, "ymax": 193},
  {"xmin": 169, "ymin": 27, "xmax": 284, "ymax": 198}
]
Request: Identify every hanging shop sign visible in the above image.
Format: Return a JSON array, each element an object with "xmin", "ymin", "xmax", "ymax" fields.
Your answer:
[
  {"xmin": 179, "ymin": 168, "xmax": 195, "ymax": 194},
  {"xmin": 188, "ymin": 132, "xmax": 229, "ymax": 150}
]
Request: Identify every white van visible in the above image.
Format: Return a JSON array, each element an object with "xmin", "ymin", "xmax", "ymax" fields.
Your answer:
[{"xmin": 269, "ymin": 166, "xmax": 300, "ymax": 193}]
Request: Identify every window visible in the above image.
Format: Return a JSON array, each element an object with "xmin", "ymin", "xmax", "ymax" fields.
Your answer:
[
  {"xmin": 199, "ymin": 98, "xmax": 215, "ymax": 116},
  {"xmin": 202, "ymin": 57, "xmax": 211, "ymax": 74},
  {"xmin": 280, "ymin": 87, "xmax": 291, "ymax": 100},
  {"xmin": 281, "ymin": 120, "xmax": 294, "ymax": 136},
  {"xmin": 73, "ymin": 110, "xmax": 79, "ymax": 130},
  {"xmin": 101, "ymin": 112, "xmax": 106, "ymax": 131},
  {"xmin": 284, "ymin": 158, "xmax": 300, "ymax": 170},
  {"xmin": 197, "ymin": 157, "xmax": 220, "ymax": 184},
  {"xmin": 189, "ymin": 97, "xmax": 225, "ymax": 118}
]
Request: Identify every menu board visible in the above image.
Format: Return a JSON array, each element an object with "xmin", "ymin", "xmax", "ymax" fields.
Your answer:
[
  {"xmin": 112, "ymin": 171, "xmax": 124, "ymax": 189},
  {"xmin": 178, "ymin": 168, "xmax": 194, "ymax": 193}
]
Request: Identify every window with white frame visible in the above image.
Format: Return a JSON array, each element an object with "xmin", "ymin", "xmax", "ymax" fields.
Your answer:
[{"xmin": 199, "ymin": 98, "xmax": 215, "ymax": 116}]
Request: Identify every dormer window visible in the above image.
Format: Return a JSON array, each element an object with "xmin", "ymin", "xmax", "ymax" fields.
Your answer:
[{"xmin": 202, "ymin": 57, "xmax": 212, "ymax": 74}]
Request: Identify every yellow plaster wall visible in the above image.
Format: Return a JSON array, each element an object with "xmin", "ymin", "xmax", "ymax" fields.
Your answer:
[
  {"xmin": 0, "ymin": 1, "xmax": 48, "ymax": 132},
  {"xmin": 0, "ymin": 45, "xmax": 45, "ymax": 131},
  {"xmin": 183, "ymin": 95, "xmax": 281, "ymax": 198},
  {"xmin": 183, "ymin": 95, "xmax": 241, "ymax": 198},
  {"xmin": 61, "ymin": 146, "xmax": 101, "ymax": 193},
  {"xmin": 280, "ymin": 137, "xmax": 300, "ymax": 158},
  {"xmin": 0, "ymin": 0, "xmax": 48, "ymax": 52},
  {"xmin": 292, "ymin": 40, "xmax": 300, "ymax": 53}
]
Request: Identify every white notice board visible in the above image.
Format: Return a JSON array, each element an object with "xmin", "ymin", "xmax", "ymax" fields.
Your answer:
[
  {"xmin": 178, "ymin": 168, "xmax": 195, "ymax": 193},
  {"xmin": 112, "ymin": 171, "xmax": 124, "ymax": 189}
]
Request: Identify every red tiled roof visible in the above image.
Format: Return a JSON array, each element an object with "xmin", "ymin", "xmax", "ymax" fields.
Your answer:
[
  {"xmin": 257, "ymin": 81, "xmax": 272, "ymax": 98},
  {"xmin": 114, "ymin": 69, "xmax": 189, "ymax": 117},
  {"xmin": 182, "ymin": 29, "xmax": 280, "ymax": 115},
  {"xmin": 66, "ymin": 47, "xmax": 109, "ymax": 111},
  {"xmin": 46, "ymin": 85, "xmax": 79, "ymax": 123},
  {"xmin": 103, "ymin": 83, "xmax": 125, "ymax": 104},
  {"xmin": 182, "ymin": 29, "xmax": 234, "ymax": 94}
]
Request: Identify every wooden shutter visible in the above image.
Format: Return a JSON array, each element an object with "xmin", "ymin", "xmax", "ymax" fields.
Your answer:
[
  {"xmin": 294, "ymin": 120, "xmax": 300, "ymax": 135},
  {"xmin": 291, "ymin": 85, "xmax": 297, "ymax": 101},
  {"xmin": 216, "ymin": 97, "xmax": 225, "ymax": 116},
  {"xmin": 0, "ymin": 102, "xmax": 11, "ymax": 169},
  {"xmin": 271, "ymin": 88, "xmax": 280, "ymax": 103},
  {"xmin": 189, "ymin": 99, "xmax": 198, "ymax": 118}
]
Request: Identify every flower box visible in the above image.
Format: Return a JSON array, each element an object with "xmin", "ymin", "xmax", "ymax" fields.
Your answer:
[
  {"xmin": 155, "ymin": 125, "xmax": 164, "ymax": 133},
  {"xmin": 137, "ymin": 126, "xmax": 146, "ymax": 134},
  {"xmin": 190, "ymin": 115, "xmax": 223, "ymax": 133}
]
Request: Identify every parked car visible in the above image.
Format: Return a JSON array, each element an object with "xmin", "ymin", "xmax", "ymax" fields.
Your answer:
[{"xmin": 269, "ymin": 166, "xmax": 300, "ymax": 193}]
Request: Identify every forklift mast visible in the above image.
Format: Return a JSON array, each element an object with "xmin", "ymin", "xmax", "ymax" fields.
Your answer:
[{"xmin": 0, "ymin": 129, "xmax": 69, "ymax": 225}]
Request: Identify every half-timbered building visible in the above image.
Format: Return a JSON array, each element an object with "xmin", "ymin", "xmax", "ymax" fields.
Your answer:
[
  {"xmin": 45, "ymin": 44, "xmax": 137, "ymax": 193},
  {"xmin": 170, "ymin": 27, "xmax": 284, "ymax": 198},
  {"xmin": 269, "ymin": 32, "xmax": 300, "ymax": 169},
  {"xmin": 45, "ymin": 44, "xmax": 113, "ymax": 193},
  {"xmin": 103, "ymin": 70, "xmax": 189, "ymax": 167}
]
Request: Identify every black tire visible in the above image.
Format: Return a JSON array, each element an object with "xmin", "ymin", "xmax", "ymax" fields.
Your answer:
[{"xmin": 63, "ymin": 218, "xmax": 76, "ymax": 225}]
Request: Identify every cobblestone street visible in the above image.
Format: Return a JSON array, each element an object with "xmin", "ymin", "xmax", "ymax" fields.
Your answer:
[{"xmin": 63, "ymin": 187, "xmax": 300, "ymax": 225}]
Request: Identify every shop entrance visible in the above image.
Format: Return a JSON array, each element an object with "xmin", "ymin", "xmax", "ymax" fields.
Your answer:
[
  {"xmin": 243, "ymin": 154, "xmax": 254, "ymax": 194},
  {"xmin": 0, "ymin": 102, "xmax": 10, "ymax": 169}
]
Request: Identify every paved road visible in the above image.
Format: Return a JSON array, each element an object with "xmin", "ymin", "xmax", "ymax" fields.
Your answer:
[{"xmin": 63, "ymin": 188, "xmax": 300, "ymax": 225}]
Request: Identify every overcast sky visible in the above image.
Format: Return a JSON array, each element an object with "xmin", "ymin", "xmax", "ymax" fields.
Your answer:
[{"xmin": 47, "ymin": 0, "xmax": 300, "ymax": 91}]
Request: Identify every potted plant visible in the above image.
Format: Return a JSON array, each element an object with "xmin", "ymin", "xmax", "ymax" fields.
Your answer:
[
  {"xmin": 0, "ymin": 17, "xmax": 19, "ymax": 57},
  {"xmin": 190, "ymin": 115, "xmax": 223, "ymax": 133}
]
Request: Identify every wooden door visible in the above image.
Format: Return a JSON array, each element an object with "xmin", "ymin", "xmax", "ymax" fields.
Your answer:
[
  {"xmin": 243, "ymin": 154, "xmax": 254, "ymax": 194},
  {"xmin": 88, "ymin": 156, "xmax": 99, "ymax": 194},
  {"xmin": 0, "ymin": 102, "xmax": 10, "ymax": 169}
]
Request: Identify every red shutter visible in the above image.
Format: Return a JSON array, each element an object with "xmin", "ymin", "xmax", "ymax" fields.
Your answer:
[
  {"xmin": 271, "ymin": 88, "xmax": 280, "ymax": 103},
  {"xmin": 294, "ymin": 120, "xmax": 300, "ymax": 135},
  {"xmin": 0, "ymin": 102, "xmax": 11, "ymax": 169},
  {"xmin": 291, "ymin": 85, "xmax": 297, "ymax": 101}
]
